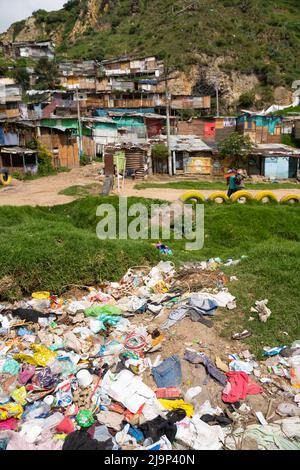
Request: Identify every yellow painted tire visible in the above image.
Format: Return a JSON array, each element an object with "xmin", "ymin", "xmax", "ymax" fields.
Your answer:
[
  {"xmin": 179, "ymin": 191, "xmax": 206, "ymax": 204},
  {"xmin": 0, "ymin": 172, "xmax": 12, "ymax": 186},
  {"xmin": 207, "ymin": 191, "xmax": 230, "ymax": 203},
  {"xmin": 230, "ymin": 190, "xmax": 254, "ymax": 203},
  {"xmin": 255, "ymin": 191, "xmax": 278, "ymax": 203},
  {"xmin": 280, "ymin": 194, "xmax": 300, "ymax": 204}
]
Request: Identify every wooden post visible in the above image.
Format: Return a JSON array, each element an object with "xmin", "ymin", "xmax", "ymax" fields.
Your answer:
[
  {"xmin": 173, "ymin": 151, "xmax": 176, "ymax": 175},
  {"xmin": 22, "ymin": 152, "xmax": 26, "ymax": 174}
]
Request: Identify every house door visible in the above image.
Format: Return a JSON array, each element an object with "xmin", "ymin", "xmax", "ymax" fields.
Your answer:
[
  {"xmin": 264, "ymin": 157, "xmax": 289, "ymax": 179},
  {"xmin": 176, "ymin": 152, "xmax": 184, "ymax": 171},
  {"xmin": 289, "ymin": 157, "xmax": 298, "ymax": 178}
]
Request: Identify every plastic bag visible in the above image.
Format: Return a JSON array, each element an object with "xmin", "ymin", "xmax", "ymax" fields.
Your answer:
[
  {"xmin": 14, "ymin": 344, "xmax": 57, "ymax": 367},
  {"xmin": 10, "ymin": 386, "xmax": 27, "ymax": 406},
  {"xmin": 2, "ymin": 358, "xmax": 21, "ymax": 376},
  {"xmin": 0, "ymin": 402, "xmax": 23, "ymax": 421},
  {"xmin": 85, "ymin": 305, "xmax": 122, "ymax": 317}
]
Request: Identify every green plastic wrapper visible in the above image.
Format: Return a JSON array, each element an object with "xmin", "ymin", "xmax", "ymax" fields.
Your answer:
[
  {"xmin": 85, "ymin": 305, "xmax": 122, "ymax": 317},
  {"xmin": 75, "ymin": 410, "xmax": 95, "ymax": 428}
]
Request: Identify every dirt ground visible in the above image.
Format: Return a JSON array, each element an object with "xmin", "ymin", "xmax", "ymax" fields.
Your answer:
[
  {"xmin": 0, "ymin": 164, "xmax": 300, "ymax": 206},
  {"xmin": 137, "ymin": 307, "xmax": 281, "ymax": 425}
]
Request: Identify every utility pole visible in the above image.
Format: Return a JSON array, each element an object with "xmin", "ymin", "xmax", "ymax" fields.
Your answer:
[
  {"xmin": 216, "ymin": 82, "xmax": 220, "ymax": 118},
  {"xmin": 164, "ymin": 65, "xmax": 173, "ymax": 176},
  {"xmin": 76, "ymin": 87, "xmax": 83, "ymax": 160}
]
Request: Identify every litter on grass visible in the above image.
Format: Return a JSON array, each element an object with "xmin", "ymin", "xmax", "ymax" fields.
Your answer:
[{"xmin": 0, "ymin": 256, "xmax": 299, "ymax": 450}]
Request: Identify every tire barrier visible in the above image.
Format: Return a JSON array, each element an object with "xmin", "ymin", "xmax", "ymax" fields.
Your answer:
[
  {"xmin": 177, "ymin": 190, "xmax": 300, "ymax": 206},
  {"xmin": 0, "ymin": 170, "xmax": 12, "ymax": 186},
  {"xmin": 230, "ymin": 190, "xmax": 254, "ymax": 203},
  {"xmin": 179, "ymin": 191, "xmax": 206, "ymax": 204},
  {"xmin": 255, "ymin": 191, "xmax": 278, "ymax": 203},
  {"xmin": 280, "ymin": 194, "xmax": 300, "ymax": 205},
  {"xmin": 207, "ymin": 191, "xmax": 230, "ymax": 203}
]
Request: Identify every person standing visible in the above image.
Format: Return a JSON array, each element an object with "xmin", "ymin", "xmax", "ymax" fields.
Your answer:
[{"xmin": 225, "ymin": 169, "xmax": 238, "ymax": 197}]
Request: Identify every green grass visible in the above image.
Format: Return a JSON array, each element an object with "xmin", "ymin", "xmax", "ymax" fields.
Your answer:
[
  {"xmin": 0, "ymin": 196, "xmax": 299, "ymax": 353},
  {"xmin": 135, "ymin": 181, "xmax": 300, "ymax": 191},
  {"xmin": 12, "ymin": 167, "xmax": 71, "ymax": 181},
  {"xmin": 59, "ymin": 184, "xmax": 102, "ymax": 197}
]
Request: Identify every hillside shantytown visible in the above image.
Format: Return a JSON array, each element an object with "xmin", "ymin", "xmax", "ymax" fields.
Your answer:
[
  {"xmin": 0, "ymin": 38, "xmax": 300, "ymax": 179},
  {"xmin": 0, "ymin": 0, "xmax": 300, "ymax": 456}
]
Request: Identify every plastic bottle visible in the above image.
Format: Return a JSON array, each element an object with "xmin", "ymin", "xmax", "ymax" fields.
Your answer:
[
  {"xmin": 40, "ymin": 412, "xmax": 64, "ymax": 431},
  {"xmin": 25, "ymin": 403, "xmax": 51, "ymax": 421}
]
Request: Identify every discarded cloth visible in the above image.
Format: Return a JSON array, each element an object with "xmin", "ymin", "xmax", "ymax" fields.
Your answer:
[
  {"xmin": 188, "ymin": 294, "xmax": 219, "ymax": 316},
  {"xmin": 161, "ymin": 307, "xmax": 187, "ymax": 330},
  {"xmin": 62, "ymin": 430, "xmax": 112, "ymax": 450},
  {"xmin": 3, "ymin": 430, "xmax": 63, "ymax": 450},
  {"xmin": 243, "ymin": 418, "xmax": 300, "ymax": 451},
  {"xmin": 184, "ymin": 349, "xmax": 227, "ymax": 386},
  {"xmin": 222, "ymin": 372, "xmax": 263, "ymax": 403},
  {"xmin": 158, "ymin": 399, "xmax": 194, "ymax": 418},
  {"xmin": 92, "ymin": 425, "xmax": 115, "ymax": 448},
  {"xmin": 201, "ymin": 414, "xmax": 232, "ymax": 427},
  {"xmin": 152, "ymin": 356, "xmax": 182, "ymax": 388},
  {"xmin": 139, "ymin": 415, "xmax": 177, "ymax": 443},
  {"xmin": 2, "ymin": 308, "xmax": 52, "ymax": 323},
  {"xmin": 176, "ymin": 414, "xmax": 224, "ymax": 450},
  {"xmin": 188, "ymin": 309, "xmax": 214, "ymax": 328}
]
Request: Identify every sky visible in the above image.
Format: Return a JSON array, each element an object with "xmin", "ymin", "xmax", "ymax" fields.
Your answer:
[{"xmin": 0, "ymin": 0, "xmax": 66, "ymax": 33}]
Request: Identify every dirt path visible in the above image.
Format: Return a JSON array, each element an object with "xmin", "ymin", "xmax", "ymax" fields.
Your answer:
[
  {"xmin": 0, "ymin": 165, "xmax": 299, "ymax": 206},
  {"xmin": 0, "ymin": 164, "xmax": 103, "ymax": 207},
  {"xmin": 122, "ymin": 184, "xmax": 300, "ymax": 202}
]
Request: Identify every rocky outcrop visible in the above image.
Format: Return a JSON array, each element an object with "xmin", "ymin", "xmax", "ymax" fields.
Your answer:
[{"xmin": 0, "ymin": 0, "xmax": 294, "ymax": 110}]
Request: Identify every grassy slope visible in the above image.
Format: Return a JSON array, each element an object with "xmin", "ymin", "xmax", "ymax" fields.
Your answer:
[
  {"xmin": 135, "ymin": 181, "xmax": 300, "ymax": 191},
  {"xmin": 0, "ymin": 196, "xmax": 299, "ymax": 353}
]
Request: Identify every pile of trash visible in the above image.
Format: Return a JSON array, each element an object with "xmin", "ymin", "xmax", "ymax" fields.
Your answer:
[{"xmin": 0, "ymin": 259, "xmax": 299, "ymax": 451}]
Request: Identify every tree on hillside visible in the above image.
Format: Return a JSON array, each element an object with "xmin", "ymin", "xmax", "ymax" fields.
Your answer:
[
  {"xmin": 34, "ymin": 58, "xmax": 60, "ymax": 90},
  {"xmin": 218, "ymin": 132, "xmax": 253, "ymax": 167},
  {"xmin": 12, "ymin": 66, "xmax": 30, "ymax": 90}
]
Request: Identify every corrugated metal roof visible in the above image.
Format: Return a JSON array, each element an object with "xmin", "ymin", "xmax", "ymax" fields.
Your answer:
[
  {"xmin": 0, "ymin": 146, "xmax": 36, "ymax": 154},
  {"xmin": 150, "ymin": 135, "xmax": 213, "ymax": 152},
  {"xmin": 253, "ymin": 143, "xmax": 300, "ymax": 156}
]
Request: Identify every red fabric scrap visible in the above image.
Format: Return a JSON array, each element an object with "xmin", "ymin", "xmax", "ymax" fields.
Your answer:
[
  {"xmin": 0, "ymin": 417, "xmax": 18, "ymax": 431},
  {"xmin": 222, "ymin": 371, "xmax": 263, "ymax": 403},
  {"xmin": 155, "ymin": 387, "xmax": 182, "ymax": 399}
]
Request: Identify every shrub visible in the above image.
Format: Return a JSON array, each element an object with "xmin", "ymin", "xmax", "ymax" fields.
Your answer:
[
  {"xmin": 152, "ymin": 144, "xmax": 169, "ymax": 160},
  {"xmin": 27, "ymin": 139, "xmax": 55, "ymax": 176},
  {"xmin": 238, "ymin": 91, "xmax": 255, "ymax": 108},
  {"xmin": 218, "ymin": 132, "xmax": 253, "ymax": 167}
]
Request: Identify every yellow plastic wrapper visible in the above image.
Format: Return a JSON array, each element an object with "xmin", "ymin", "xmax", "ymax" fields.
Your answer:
[
  {"xmin": 153, "ymin": 281, "xmax": 169, "ymax": 294},
  {"xmin": 158, "ymin": 399, "xmax": 194, "ymax": 418},
  {"xmin": 31, "ymin": 344, "xmax": 57, "ymax": 366},
  {"xmin": 14, "ymin": 344, "xmax": 57, "ymax": 367},
  {"xmin": 0, "ymin": 402, "xmax": 23, "ymax": 421},
  {"xmin": 10, "ymin": 386, "xmax": 27, "ymax": 406},
  {"xmin": 32, "ymin": 291, "xmax": 50, "ymax": 299},
  {"xmin": 53, "ymin": 434, "xmax": 67, "ymax": 440}
]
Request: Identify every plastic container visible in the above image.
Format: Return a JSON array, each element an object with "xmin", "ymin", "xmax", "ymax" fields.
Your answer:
[{"xmin": 40, "ymin": 412, "xmax": 64, "ymax": 431}]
